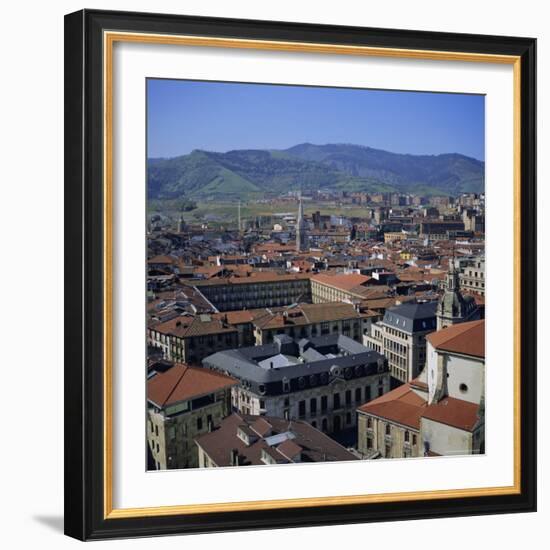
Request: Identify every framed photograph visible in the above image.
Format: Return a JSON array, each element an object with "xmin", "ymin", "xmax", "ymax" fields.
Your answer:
[{"xmin": 64, "ymin": 9, "xmax": 536, "ymax": 541}]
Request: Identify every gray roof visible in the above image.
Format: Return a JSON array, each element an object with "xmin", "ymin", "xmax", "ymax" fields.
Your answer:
[
  {"xmin": 382, "ymin": 301, "xmax": 438, "ymax": 333},
  {"xmin": 202, "ymin": 334, "xmax": 387, "ymax": 396}
]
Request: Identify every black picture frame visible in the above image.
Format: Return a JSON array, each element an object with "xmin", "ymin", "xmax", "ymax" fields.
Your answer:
[{"xmin": 64, "ymin": 8, "xmax": 537, "ymax": 541}]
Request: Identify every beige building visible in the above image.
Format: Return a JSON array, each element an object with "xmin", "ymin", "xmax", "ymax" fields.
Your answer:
[
  {"xmin": 357, "ymin": 320, "xmax": 485, "ymax": 459},
  {"xmin": 252, "ymin": 301, "xmax": 376, "ymax": 345},
  {"xmin": 147, "ymin": 364, "xmax": 237, "ymax": 470},
  {"xmin": 459, "ymin": 257, "xmax": 485, "ymax": 296},
  {"xmin": 384, "ymin": 232, "xmax": 406, "ymax": 243},
  {"xmin": 147, "ymin": 313, "xmax": 240, "ymax": 365},
  {"xmin": 311, "ymin": 272, "xmax": 388, "ymax": 304},
  {"xmin": 363, "ymin": 301, "xmax": 438, "ymax": 383}
]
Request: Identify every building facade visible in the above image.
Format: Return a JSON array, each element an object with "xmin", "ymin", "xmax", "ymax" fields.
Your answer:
[
  {"xmin": 251, "ymin": 301, "xmax": 372, "ymax": 345},
  {"xmin": 363, "ymin": 301, "xmax": 438, "ymax": 383},
  {"xmin": 147, "ymin": 364, "xmax": 237, "ymax": 470},
  {"xmin": 357, "ymin": 320, "xmax": 485, "ymax": 459},
  {"xmin": 189, "ymin": 273, "xmax": 311, "ymax": 312},
  {"xmin": 203, "ymin": 334, "xmax": 390, "ymax": 435},
  {"xmin": 459, "ymin": 257, "xmax": 486, "ymax": 296},
  {"xmin": 310, "ymin": 272, "xmax": 380, "ymax": 304},
  {"xmin": 147, "ymin": 313, "xmax": 240, "ymax": 365}
]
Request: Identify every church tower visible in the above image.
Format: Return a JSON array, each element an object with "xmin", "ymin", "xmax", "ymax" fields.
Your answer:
[
  {"xmin": 437, "ymin": 257, "xmax": 480, "ymax": 330},
  {"xmin": 296, "ymin": 195, "xmax": 307, "ymax": 252},
  {"xmin": 176, "ymin": 215, "xmax": 185, "ymax": 234}
]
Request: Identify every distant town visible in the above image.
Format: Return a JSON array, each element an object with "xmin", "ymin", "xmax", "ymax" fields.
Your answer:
[{"xmin": 146, "ymin": 188, "xmax": 485, "ymax": 470}]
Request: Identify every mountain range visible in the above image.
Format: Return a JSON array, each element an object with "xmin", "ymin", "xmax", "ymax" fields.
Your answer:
[{"xmin": 147, "ymin": 143, "xmax": 484, "ymax": 200}]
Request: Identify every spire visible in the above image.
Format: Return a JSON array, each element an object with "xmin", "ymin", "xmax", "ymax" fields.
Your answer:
[
  {"xmin": 447, "ymin": 249, "xmax": 459, "ymax": 291},
  {"xmin": 296, "ymin": 193, "xmax": 307, "ymax": 252}
]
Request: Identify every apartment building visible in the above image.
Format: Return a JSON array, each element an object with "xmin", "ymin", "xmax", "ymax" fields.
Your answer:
[{"xmin": 147, "ymin": 364, "xmax": 237, "ymax": 469}]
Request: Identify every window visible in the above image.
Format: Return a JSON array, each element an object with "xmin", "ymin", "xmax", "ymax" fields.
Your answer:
[
  {"xmin": 197, "ymin": 417, "xmax": 203, "ymax": 431},
  {"xmin": 367, "ymin": 437, "xmax": 373, "ymax": 450},
  {"xmin": 345, "ymin": 390, "xmax": 351, "ymax": 406},
  {"xmin": 365, "ymin": 386, "xmax": 371, "ymax": 401},
  {"xmin": 385, "ymin": 444, "xmax": 391, "ymax": 457},
  {"xmin": 322, "ymin": 418, "xmax": 328, "ymax": 432},
  {"xmin": 355, "ymin": 387, "xmax": 362, "ymax": 402},
  {"xmin": 412, "ymin": 434, "xmax": 417, "ymax": 446},
  {"xmin": 333, "ymin": 393, "xmax": 341, "ymax": 409},
  {"xmin": 321, "ymin": 395, "xmax": 328, "ymax": 412},
  {"xmin": 346, "ymin": 412, "xmax": 352, "ymax": 425},
  {"xmin": 404, "ymin": 430, "xmax": 410, "ymax": 442},
  {"xmin": 155, "ymin": 425, "xmax": 158, "ymax": 436},
  {"xmin": 310, "ymin": 398, "xmax": 317, "ymax": 415},
  {"xmin": 385, "ymin": 424, "xmax": 391, "ymax": 436},
  {"xmin": 367, "ymin": 417, "xmax": 373, "ymax": 429},
  {"xmin": 298, "ymin": 400, "xmax": 306, "ymax": 418}
]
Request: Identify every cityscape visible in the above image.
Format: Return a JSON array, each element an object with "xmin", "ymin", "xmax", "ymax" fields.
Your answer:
[{"xmin": 146, "ymin": 80, "xmax": 486, "ymax": 470}]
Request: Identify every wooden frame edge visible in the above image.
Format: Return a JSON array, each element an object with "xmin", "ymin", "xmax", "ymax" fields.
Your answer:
[{"xmin": 101, "ymin": 30, "xmax": 524, "ymax": 520}]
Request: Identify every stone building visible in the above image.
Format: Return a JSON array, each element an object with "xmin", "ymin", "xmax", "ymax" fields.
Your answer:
[
  {"xmin": 147, "ymin": 364, "xmax": 238, "ymax": 470},
  {"xmin": 203, "ymin": 334, "xmax": 390, "ymax": 435},
  {"xmin": 357, "ymin": 320, "xmax": 485, "ymax": 459},
  {"xmin": 189, "ymin": 272, "xmax": 311, "ymax": 312},
  {"xmin": 310, "ymin": 272, "xmax": 385, "ymax": 304},
  {"xmin": 195, "ymin": 414, "xmax": 357, "ymax": 467},
  {"xmin": 147, "ymin": 313, "xmax": 240, "ymax": 365},
  {"xmin": 363, "ymin": 301, "xmax": 438, "ymax": 383},
  {"xmin": 251, "ymin": 301, "xmax": 375, "ymax": 345}
]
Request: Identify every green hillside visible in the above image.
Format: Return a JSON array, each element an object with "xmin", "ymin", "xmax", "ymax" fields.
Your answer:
[{"xmin": 147, "ymin": 143, "xmax": 484, "ymax": 200}]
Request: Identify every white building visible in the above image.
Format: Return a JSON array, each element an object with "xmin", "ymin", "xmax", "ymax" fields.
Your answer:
[{"xmin": 357, "ymin": 319, "xmax": 485, "ymax": 459}]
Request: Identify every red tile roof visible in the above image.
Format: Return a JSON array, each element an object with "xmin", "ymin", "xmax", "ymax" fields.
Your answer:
[
  {"xmin": 421, "ymin": 397, "xmax": 481, "ymax": 432},
  {"xmin": 312, "ymin": 272, "xmax": 372, "ymax": 291},
  {"xmin": 147, "ymin": 364, "xmax": 237, "ymax": 408},
  {"xmin": 427, "ymin": 320, "xmax": 485, "ymax": 358},
  {"xmin": 358, "ymin": 384, "xmax": 426, "ymax": 429}
]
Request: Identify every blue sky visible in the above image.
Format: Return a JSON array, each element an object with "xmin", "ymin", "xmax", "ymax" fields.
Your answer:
[{"xmin": 147, "ymin": 79, "xmax": 485, "ymax": 161}]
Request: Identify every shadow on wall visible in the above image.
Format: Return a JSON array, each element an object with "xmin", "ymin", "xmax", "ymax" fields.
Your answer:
[{"xmin": 32, "ymin": 516, "xmax": 64, "ymax": 534}]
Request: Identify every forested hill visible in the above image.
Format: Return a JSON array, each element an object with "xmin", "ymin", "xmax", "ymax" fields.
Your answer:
[{"xmin": 147, "ymin": 143, "xmax": 484, "ymax": 200}]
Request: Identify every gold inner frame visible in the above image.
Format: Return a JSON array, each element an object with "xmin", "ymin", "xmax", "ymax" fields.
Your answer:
[{"xmin": 103, "ymin": 30, "xmax": 522, "ymax": 520}]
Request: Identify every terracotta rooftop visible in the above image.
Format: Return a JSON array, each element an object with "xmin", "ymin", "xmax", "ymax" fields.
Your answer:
[
  {"xmin": 147, "ymin": 364, "xmax": 237, "ymax": 408},
  {"xmin": 252, "ymin": 302, "xmax": 362, "ymax": 329},
  {"xmin": 312, "ymin": 272, "xmax": 372, "ymax": 291},
  {"xmin": 358, "ymin": 384, "xmax": 426, "ymax": 430},
  {"xmin": 421, "ymin": 397, "xmax": 481, "ymax": 432},
  {"xmin": 151, "ymin": 314, "xmax": 238, "ymax": 338},
  {"xmin": 427, "ymin": 320, "xmax": 485, "ymax": 358}
]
